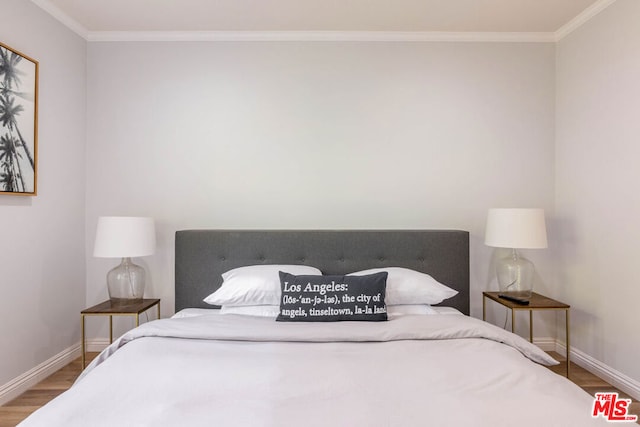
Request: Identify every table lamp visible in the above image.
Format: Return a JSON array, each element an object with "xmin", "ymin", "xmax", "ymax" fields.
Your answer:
[
  {"xmin": 485, "ymin": 208, "xmax": 547, "ymax": 300},
  {"xmin": 93, "ymin": 216, "xmax": 156, "ymax": 302}
]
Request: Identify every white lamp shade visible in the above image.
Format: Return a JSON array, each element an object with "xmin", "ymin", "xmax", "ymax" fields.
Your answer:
[
  {"xmin": 93, "ymin": 216, "xmax": 156, "ymax": 258},
  {"xmin": 485, "ymin": 208, "xmax": 547, "ymax": 249}
]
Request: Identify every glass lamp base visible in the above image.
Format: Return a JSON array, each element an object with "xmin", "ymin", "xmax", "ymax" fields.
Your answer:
[
  {"xmin": 496, "ymin": 249, "xmax": 534, "ymax": 300},
  {"xmin": 107, "ymin": 257, "xmax": 145, "ymax": 302}
]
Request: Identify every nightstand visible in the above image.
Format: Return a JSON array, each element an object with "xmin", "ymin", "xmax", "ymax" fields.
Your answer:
[
  {"xmin": 81, "ymin": 298, "xmax": 161, "ymax": 368},
  {"xmin": 482, "ymin": 291, "xmax": 570, "ymax": 377}
]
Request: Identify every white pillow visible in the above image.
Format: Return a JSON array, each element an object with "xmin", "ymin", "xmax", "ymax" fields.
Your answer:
[
  {"xmin": 388, "ymin": 304, "xmax": 438, "ymax": 316},
  {"xmin": 171, "ymin": 308, "xmax": 218, "ymax": 319},
  {"xmin": 348, "ymin": 267, "xmax": 458, "ymax": 305},
  {"xmin": 220, "ymin": 304, "xmax": 436, "ymax": 318},
  {"xmin": 203, "ymin": 264, "xmax": 322, "ymax": 306},
  {"xmin": 220, "ymin": 305, "xmax": 281, "ymax": 317}
]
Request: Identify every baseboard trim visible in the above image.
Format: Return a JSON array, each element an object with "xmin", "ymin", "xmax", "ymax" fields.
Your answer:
[
  {"xmin": 86, "ymin": 338, "xmax": 110, "ymax": 353},
  {"xmin": 555, "ymin": 341, "xmax": 640, "ymax": 401},
  {"xmin": 0, "ymin": 344, "xmax": 81, "ymax": 406},
  {"xmin": 533, "ymin": 337, "xmax": 557, "ymax": 352}
]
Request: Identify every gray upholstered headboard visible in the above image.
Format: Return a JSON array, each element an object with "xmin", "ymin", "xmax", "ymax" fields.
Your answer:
[{"xmin": 175, "ymin": 230, "xmax": 470, "ymax": 315}]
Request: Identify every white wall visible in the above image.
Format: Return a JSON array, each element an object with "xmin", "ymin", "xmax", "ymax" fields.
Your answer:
[
  {"xmin": 85, "ymin": 41, "xmax": 556, "ymax": 332},
  {"xmin": 556, "ymin": 0, "xmax": 640, "ymax": 384},
  {"xmin": 0, "ymin": 0, "xmax": 86, "ymax": 387}
]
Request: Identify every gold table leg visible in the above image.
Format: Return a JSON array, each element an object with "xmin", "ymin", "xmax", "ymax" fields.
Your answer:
[
  {"xmin": 81, "ymin": 314, "xmax": 86, "ymax": 369},
  {"xmin": 529, "ymin": 310, "xmax": 533, "ymax": 343},
  {"xmin": 566, "ymin": 308, "xmax": 571, "ymax": 378}
]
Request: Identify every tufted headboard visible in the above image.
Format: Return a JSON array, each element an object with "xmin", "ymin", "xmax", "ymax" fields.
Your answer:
[{"xmin": 175, "ymin": 230, "xmax": 470, "ymax": 315}]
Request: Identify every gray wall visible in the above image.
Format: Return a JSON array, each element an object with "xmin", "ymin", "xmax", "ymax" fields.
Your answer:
[
  {"xmin": 85, "ymin": 40, "xmax": 557, "ymax": 328},
  {"xmin": 0, "ymin": 0, "xmax": 86, "ymax": 389},
  {"xmin": 556, "ymin": 0, "xmax": 640, "ymax": 385}
]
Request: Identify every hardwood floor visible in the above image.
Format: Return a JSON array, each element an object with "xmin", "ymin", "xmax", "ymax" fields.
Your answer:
[
  {"xmin": 0, "ymin": 353, "xmax": 97, "ymax": 427},
  {"xmin": 547, "ymin": 351, "xmax": 639, "ymax": 424},
  {"xmin": 1, "ymin": 352, "xmax": 638, "ymax": 426}
]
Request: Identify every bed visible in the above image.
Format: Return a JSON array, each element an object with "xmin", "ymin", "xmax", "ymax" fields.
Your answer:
[{"xmin": 19, "ymin": 230, "xmax": 607, "ymax": 426}]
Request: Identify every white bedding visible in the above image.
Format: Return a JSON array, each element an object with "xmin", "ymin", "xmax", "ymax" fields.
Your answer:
[{"xmin": 20, "ymin": 314, "xmax": 606, "ymax": 427}]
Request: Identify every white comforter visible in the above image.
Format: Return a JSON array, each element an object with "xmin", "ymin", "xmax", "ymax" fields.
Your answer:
[{"xmin": 20, "ymin": 314, "xmax": 607, "ymax": 426}]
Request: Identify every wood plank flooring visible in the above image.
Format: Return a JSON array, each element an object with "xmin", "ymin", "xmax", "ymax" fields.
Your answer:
[
  {"xmin": 1, "ymin": 352, "xmax": 638, "ymax": 426},
  {"xmin": 547, "ymin": 351, "xmax": 639, "ymax": 424},
  {"xmin": 0, "ymin": 353, "xmax": 97, "ymax": 427}
]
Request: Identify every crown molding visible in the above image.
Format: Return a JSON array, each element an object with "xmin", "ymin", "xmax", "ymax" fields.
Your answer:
[
  {"xmin": 554, "ymin": 0, "xmax": 617, "ymax": 41},
  {"xmin": 30, "ymin": 0, "xmax": 89, "ymax": 39},
  {"xmin": 87, "ymin": 30, "xmax": 555, "ymax": 43},
  {"xmin": 31, "ymin": 0, "xmax": 616, "ymax": 44}
]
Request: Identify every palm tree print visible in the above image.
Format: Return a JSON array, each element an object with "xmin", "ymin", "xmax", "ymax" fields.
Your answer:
[
  {"xmin": 0, "ymin": 94, "xmax": 33, "ymax": 168},
  {"xmin": 0, "ymin": 42, "xmax": 37, "ymax": 194},
  {"xmin": 0, "ymin": 48, "xmax": 24, "ymax": 89},
  {"xmin": 0, "ymin": 134, "xmax": 24, "ymax": 192}
]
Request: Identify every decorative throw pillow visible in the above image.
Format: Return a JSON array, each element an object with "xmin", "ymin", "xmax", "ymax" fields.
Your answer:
[
  {"xmin": 276, "ymin": 272, "xmax": 388, "ymax": 322},
  {"xmin": 220, "ymin": 304, "xmax": 435, "ymax": 318}
]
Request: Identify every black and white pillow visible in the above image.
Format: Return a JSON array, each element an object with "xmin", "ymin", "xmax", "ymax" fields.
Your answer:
[{"xmin": 276, "ymin": 271, "xmax": 388, "ymax": 322}]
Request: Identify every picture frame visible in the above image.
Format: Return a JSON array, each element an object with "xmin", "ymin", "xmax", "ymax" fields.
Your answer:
[{"xmin": 0, "ymin": 41, "xmax": 38, "ymax": 196}]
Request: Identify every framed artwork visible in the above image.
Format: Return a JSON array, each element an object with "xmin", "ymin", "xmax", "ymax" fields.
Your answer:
[{"xmin": 0, "ymin": 41, "xmax": 38, "ymax": 195}]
